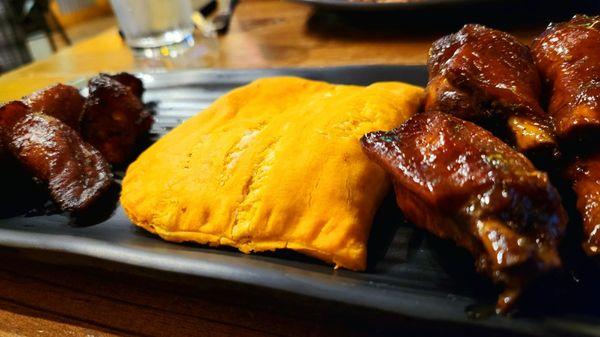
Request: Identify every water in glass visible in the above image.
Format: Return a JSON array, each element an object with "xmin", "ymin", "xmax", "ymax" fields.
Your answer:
[{"xmin": 110, "ymin": 0, "xmax": 194, "ymax": 49}]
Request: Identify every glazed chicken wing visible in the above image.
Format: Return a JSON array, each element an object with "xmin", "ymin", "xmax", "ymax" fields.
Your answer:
[
  {"xmin": 532, "ymin": 15, "xmax": 600, "ymax": 143},
  {"xmin": 23, "ymin": 83, "xmax": 85, "ymax": 131},
  {"xmin": 5, "ymin": 113, "xmax": 112, "ymax": 212},
  {"xmin": 82, "ymin": 75, "xmax": 152, "ymax": 165},
  {"xmin": 569, "ymin": 155, "xmax": 600, "ymax": 255},
  {"xmin": 533, "ymin": 15, "xmax": 600, "ymax": 255},
  {"xmin": 361, "ymin": 112, "xmax": 567, "ymax": 312},
  {"xmin": 425, "ymin": 24, "xmax": 556, "ymax": 154}
]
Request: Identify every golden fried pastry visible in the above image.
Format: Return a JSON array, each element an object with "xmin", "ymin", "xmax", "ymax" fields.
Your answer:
[{"xmin": 121, "ymin": 77, "xmax": 424, "ymax": 270}]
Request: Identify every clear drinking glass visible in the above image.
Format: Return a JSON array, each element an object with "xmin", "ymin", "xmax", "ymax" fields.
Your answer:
[{"xmin": 109, "ymin": 0, "xmax": 195, "ymax": 49}]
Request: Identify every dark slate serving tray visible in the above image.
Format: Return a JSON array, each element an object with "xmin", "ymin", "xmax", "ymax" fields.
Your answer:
[{"xmin": 1, "ymin": 65, "xmax": 599, "ymax": 337}]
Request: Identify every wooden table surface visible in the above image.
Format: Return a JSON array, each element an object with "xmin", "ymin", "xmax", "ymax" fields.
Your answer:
[
  {"xmin": 0, "ymin": 0, "xmax": 594, "ymax": 335},
  {"xmin": 1, "ymin": 0, "xmax": 561, "ymax": 102}
]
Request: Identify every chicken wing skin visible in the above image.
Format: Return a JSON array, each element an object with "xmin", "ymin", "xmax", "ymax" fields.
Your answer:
[
  {"xmin": 82, "ymin": 75, "xmax": 152, "ymax": 165},
  {"xmin": 23, "ymin": 83, "xmax": 85, "ymax": 131},
  {"xmin": 425, "ymin": 24, "xmax": 556, "ymax": 153},
  {"xmin": 569, "ymin": 155, "xmax": 600, "ymax": 255},
  {"xmin": 6, "ymin": 114, "xmax": 112, "ymax": 212},
  {"xmin": 533, "ymin": 15, "xmax": 600, "ymax": 255},
  {"xmin": 532, "ymin": 15, "xmax": 600, "ymax": 143},
  {"xmin": 361, "ymin": 112, "xmax": 567, "ymax": 312}
]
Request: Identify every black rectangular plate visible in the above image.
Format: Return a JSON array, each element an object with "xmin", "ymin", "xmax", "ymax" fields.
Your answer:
[{"xmin": 1, "ymin": 65, "xmax": 599, "ymax": 337}]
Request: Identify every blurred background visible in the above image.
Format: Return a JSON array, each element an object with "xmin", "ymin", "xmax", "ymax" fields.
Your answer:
[{"xmin": 0, "ymin": 0, "xmax": 598, "ymax": 74}]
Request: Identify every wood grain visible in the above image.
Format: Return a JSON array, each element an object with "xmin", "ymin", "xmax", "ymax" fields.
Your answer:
[{"xmin": 0, "ymin": 249, "xmax": 452, "ymax": 337}]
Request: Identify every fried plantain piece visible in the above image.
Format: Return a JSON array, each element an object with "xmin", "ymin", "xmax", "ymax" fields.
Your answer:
[
  {"xmin": 105, "ymin": 72, "xmax": 144, "ymax": 99},
  {"xmin": 23, "ymin": 83, "xmax": 85, "ymax": 131},
  {"xmin": 361, "ymin": 112, "xmax": 567, "ymax": 313},
  {"xmin": 0, "ymin": 101, "xmax": 31, "ymax": 157},
  {"xmin": 82, "ymin": 74, "xmax": 152, "ymax": 165},
  {"xmin": 6, "ymin": 114, "xmax": 112, "ymax": 212},
  {"xmin": 425, "ymin": 24, "xmax": 556, "ymax": 154}
]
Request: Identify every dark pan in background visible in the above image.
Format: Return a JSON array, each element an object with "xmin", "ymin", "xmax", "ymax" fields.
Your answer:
[
  {"xmin": 290, "ymin": 0, "xmax": 598, "ymax": 16},
  {"xmin": 290, "ymin": 0, "xmax": 499, "ymax": 11},
  {"xmin": 297, "ymin": 0, "xmax": 599, "ymax": 49}
]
